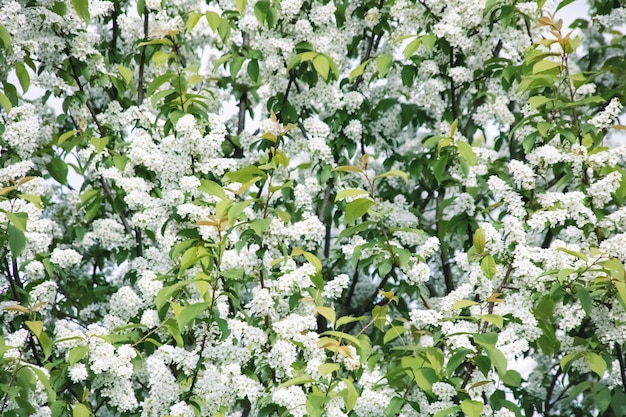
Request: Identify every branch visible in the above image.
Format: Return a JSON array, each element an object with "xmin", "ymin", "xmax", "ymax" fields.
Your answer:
[
  {"xmin": 352, "ymin": 0, "xmax": 385, "ymax": 91},
  {"xmin": 137, "ymin": 6, "xmax": 149, "ymax": 105},
  {"xmin": 436, "ymin": 188, "xmax": 454, "ymax": 294},
  {"xmin": 616, "ymin": 344, "xmax": 626, "ymax": 391}
]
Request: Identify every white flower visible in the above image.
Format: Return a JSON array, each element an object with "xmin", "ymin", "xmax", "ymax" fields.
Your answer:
[
  {"xmin": 69, "ymin": 363, "xmax": 88, "ymax": 383},
  {"xmin": 590, "ymin": 97, "xmax": 622, "ymax": 130},
  {"xmin": 50, "ymin": 248, "xmax": 82, "ymax": 268}
]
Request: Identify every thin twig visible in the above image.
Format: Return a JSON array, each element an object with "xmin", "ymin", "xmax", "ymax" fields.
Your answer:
[{"xmin": 137, "ymin": 6, "xmax": 149, "ymax": 105}]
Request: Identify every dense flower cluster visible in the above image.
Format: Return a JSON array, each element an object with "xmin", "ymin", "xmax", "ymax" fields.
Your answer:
[{"xmin": 0, "ymin": 0, "xmax": 625, "ymax": 416}]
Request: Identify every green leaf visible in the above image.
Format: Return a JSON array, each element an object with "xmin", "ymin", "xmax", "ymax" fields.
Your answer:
[
  {"xmin": 305, "ymin": 393, "xmax": 327, "ymax": 417},
  {"xmin": 15, "ymin": 61, "xmax": 30, "ymax": 93},
  {"xmin": 186, "ymin": 11, "xmax": 202, "ymax": 32},
  {"xmin": 0, "ymin": 23, "xmax": 11, "ymax": 51},
  {"xmin": 46, "ymin": 158, "xmax": 68, "ymax": 185},
  {"xmin": 529, "ymin": 95, "xmax": 551, "ymax": 109},
  {"xmin": 205, "ymin": 11, "xmax": 221, "ymax": 31},
  {"xmin": 30, "ymin": 366, "xmax": 56, "ymax": 402},
  {"xmin": 335, "ymin": 315, "xmax": 366, "ymax": 328},
  {"xmin": 481, "ymin": 255, "xmax": 497, "ymax": 279},
  {"xmin": 451, "ymin": 299, "xmax": 479, "ymax": 309},
  {"xmin": 403, "ymin": 37, "xmax": 421, "ymax": 60},
  {"xmin": 576, "ymin": 286, "xmax": 592, "ymax": 316},
  {"xmin": 349, "ymin": 59, "xmax": 371, "ymax": 81},
  {"xmin": 480, "ymin": 314, "xmax": 503, "ymax": 328},
  {"xmin": 224, "ymin": 165, "xmax": 266, "ymax": 183},
  {"xmin": 247, "ymin": 59, "xmax": 259, "ymax": 83},
  {"xmin": 58, "ymin": 130, "xmax": 78, "ymax": 146},
  {"xmin": 278, "ymin": 375, "xmax": 316, "ymax": 388},
  {"xmin": 374, "ymin": 169, "xmax": 409, "ymax": 184},
  {"xmin": 117, "ymin": 65, "xmax": 133, "ymax": 85},
  {"xmin": 72, "ymin": 403, "xmax": 90, "ymax": 417},
  {"xmin": 557, "ymin": 247, "xmax": 588, "ymax": 262},
  {"xmin": 7, "ymin": 224, "xmax": 26, "ymax": 258},
  {"xmin": 473, "ymin": 228, "xmax": 486, "ymax": 254},
  {"xmin": 335, "ymin": 188, "xmax": 369, "ymax": 202},
  {"xmin": 235, "ymin": 0, "xmax": 247, "ymax": 13},
  {"xmin": 421, "ymin": 33, "xmax": 436, "ymax": 52},
  {"xmin": 71, "ymin": 0, "xmax": 90, "ymax": 23},
  {"xmin": 461, "ymin": 399, "xmax": 484, "ymax": 417},
  {"xmin": 176, "ymin": 303, "xmax": 209, "ymax": 329},
  {"xmin": 344, "ymin": 198, "xmax": 374, "ymax": 224},
  {"xmin": 532, "ymin": 60, "xmax": 560, "ymax": 74},
  {"xmin": 318, "ymin": 363, "xmax": 340, "ymax": 376},
  {"xmin": 433, "ymin": 406, "xmax": 460, "ymax": 417},
  {"xmin": 90, "ymin": 136, "xmax": 109, "ymax": 153},
  {"xmin": 501, "ymin": 369, "xmax": 522, "ymax": 387},
  {"xmin": 446, "ymin": 348, "xmax": 471, "ymax": 377},
  {"xmin": 69, "ymin": 346, "xmax": 88, "ymax": 365},
  {"xmin": 341, "ymin": 379, "xmax": 358, "ymax": 411},
  {"xmin": 583, "ymin": 352, "xmax": 606, "ymax": 378},
  {"xmin": 6, "ymin": 212, "xmax": 28, "ymax": 232},
  {"xmin": 316, "ymin": 306, "xmax": 336, "ymax": 326},
  {"xmin": 383, "ymin": 325, "xmax": 407, "ymax": 344},
  {"xmin": 376, "ymin": 54, "xmax": 393, "ymax": 77},
  {"xmin": 0, "ymin": 91, "xmax": 12, "ymax": 112},
  {"xmin": 313, "ymin": 55, "xmax": 330, "ymax": 80},
  {"xmin": 457, "ymin": 141, "xmax": 477, "ymax": 165},
  {"xmin": 25, "ymin": 320, "xmax": 43, "ymax": 337},
  {"xmin": 198, "ymin": 179, "xmax": 227, "ymax": 200}
]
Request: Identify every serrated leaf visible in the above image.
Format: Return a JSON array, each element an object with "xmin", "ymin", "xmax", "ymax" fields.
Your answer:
[
  {"xmin": 71, "ymin": 0, "xmax": 90, "ymax": 23},
  {"xmin": 341, "ymin": 379, "xmax": 358, "ymax": 411},
  {"xmin": 481, "ymin": 255, "xmax": 497, "ymax": 279},
  {"xmin": 0, "ymin": 23, "xmax": 11, "ymax": 51},
  {"xmin": 583, "ymin": 351, "xmax": 606, "ymax": 378},
  {"xmin": 403, "ymin": 37, "xmax": 421, "ymax": 59},
  {"xmin": 205, "ymin": 11, "xmax": 221, "ymax": 31},
  {"xmin": 375, "ymin": 169, "xmax": 409, "ymax": 184},
  {"xmin": 15, "ymin": 61, "xmax": 30, "ymax": 93},
  {"xmin": 421, "ymin": 33, "xmax": 436, "ymax": 52},
  {"xmin": 335, "ymin": 315, "xmax": 366, "ymax": 328},
  {"xmin": 335, "ymin": 188, "xmax": 369, "ymax": 202},
  {"xmin": 473, "ymin": 228, "xmax": 486, "ymax": 254},
  {"xmin": 383, "ymin": 325, "xmax": 407, "ymax": 344},
  {"xmin": 279, "ymin": 375, "xmax": 316, "ymax": 388},
  {"xmin": 533, "ymin": 59, "xmax": 560, "ymax": 74},
  {"xmin": 72, "ymin": 403, "xmax": 90, "ymax": 417},
  {"xmin": 186, "ymin": 11, "xmax": 202, "ymax": 32},
  {"xmin": 318, "ymin": 363, "xmax": 340, "ymax": 376},
  {"xmin": 0, "ymin": 91, "xmax": 11, "ymax": 112},
  {"xmin": 7, "ymin": 224, "xmax": 26, "ymax": 258},
  {"xmin": 344, "ymin": 198, "xmax": 374, "ymax": 224},
  {"xmin": 6, "ymin": 212, "xmax": 27, "ymax": 232},
  {"xmin": 376, "ymin": 54, "xmax": 393, "ymax": 77},
  {"xmin": 176, "ymin": 302, "xmax": 209, "ymax": 329},
  {"xmin": 480, "ymin": 314, "xmax": 503, "ymax": 328},
  {"xmin": 69, "ymin": 346, "xmax": 88, "ymax": 365},
  {"xmin": 457, "ymin": 141, "xmax": 477, "ymax": 165},
  {"xmin": 313, "ymin": 55, "xmax": 330, "ymax": 80},
  {"xmin": 461, "ymin": 399, "xmax": 484, "ymax": 417},
  {"xmin": 557, "ymin": 247, "xmax": 588, "ymax": 262},
  {"xmin": 25, "ymin": 320, "xmax": 43, "ymax": 337},
  {"xmin": 316, "ymin": 306, "xmax": 336, "ymax": 326},
  {"xmin": 117, "ymin": 65, "xmax": 132, "ymax": 85},
  {"xmin": 349, "ymin": 59, "xmax": 371, "ymax": 81},
  {"xmin": 529, "ymin": 95, "xmax": 551, "ymax": 109},
  {"xmin": 46, "ymin": 158, "xmax": 68, "ymax": 185},
  {"xmin": 451, "ymin": 299, "xmax": 479, "ymax": 309}
]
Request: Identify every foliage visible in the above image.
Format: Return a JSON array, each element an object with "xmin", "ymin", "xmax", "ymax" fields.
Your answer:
[{"xmin": 1, "ymin": 0, "xmax": 626, "ymax": 416}]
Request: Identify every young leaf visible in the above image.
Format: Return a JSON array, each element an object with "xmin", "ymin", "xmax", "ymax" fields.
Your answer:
[{"xmin": 71, "ymin": 0, "xmax": 90, "ymax": 23}]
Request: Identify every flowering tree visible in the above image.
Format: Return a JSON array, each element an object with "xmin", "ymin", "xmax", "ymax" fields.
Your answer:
[{"xmin": 1, "ymin": 0, "xmax": 626, "ymax": 416}]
